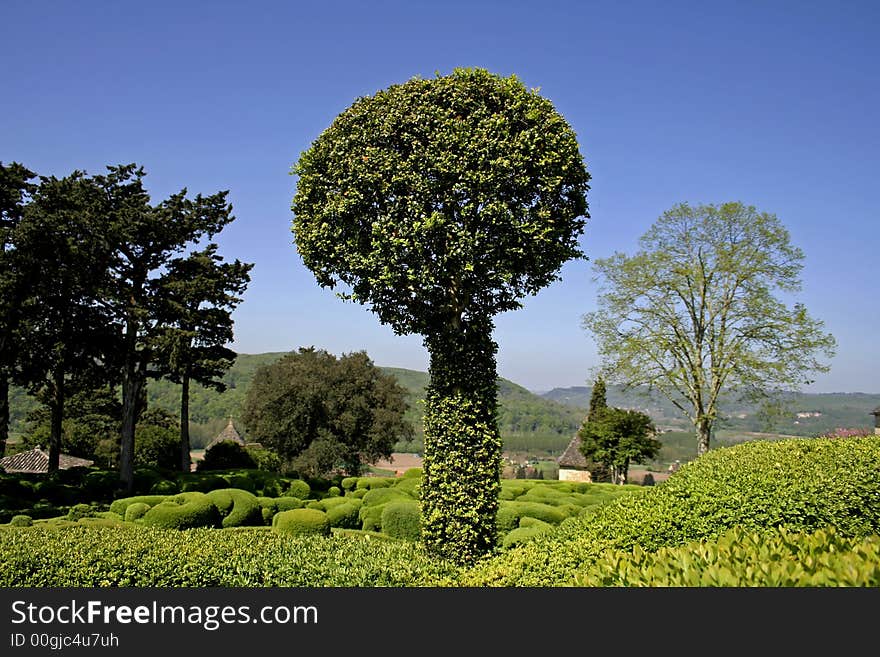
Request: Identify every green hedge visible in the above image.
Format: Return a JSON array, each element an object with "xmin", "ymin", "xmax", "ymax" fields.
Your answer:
[
  {"xmin": 9, "ymin": 515, "xmax": 32, "ymax": 527},
  {"xmin": 66, "ymin": 504, "xmax": 95, "ymax": 522},
  {"xmin": 124, "ymin": 503, "xmax": 151, "ymax": 522},
  {"xmin": 141, "ymin": 492, "xmax": 221, "ymax": 530},
  {"xmin": 150, "ymin": 480, "xmax": 180, "ymax": 495},
  {"xmin": 283, "ymin": 479, "xmax": 311, "ymax": 500},
  {"xmin": 272, "ymin": 509, "xmax": 331, "ymax": 537},
  {"xmin": 180, "ymin": 473, "xmax": 228, "ymax": 493},
  {"xmin": 462, "ymin": 437, "xmax": 880, "ymax": 585},
  {"xmin": 361, "ymin": 488, "xmax": 412, "ymax": 507},
  {"xmin": 274, "ymin": 497, "xmax": 304, "ymax": 513},
  {"xmin": 502, "ymin": 524, "xmax": 551, "ymax": 549},
  {"xmin": 206, "ymin": 489, "xmax": 263, "ymax": 528},
  {"xmin": 109, "ymin": 496, "xmax": 169, "ymax": 517},
  {"xmin": 381, "ymin": 502, "xmax": 421, "ymax": 541},
  {"xmin": 0, "ymin": 526, "xmax": 459, "ymax": 586},
  {"xmin": 359, "ymin": 505, "xmax": 385, "ymax": 533},
  {"xmin": 356, "ymin": 477, "xmax": 394, "ymax": 491},
  {"xmin": 326, "ymin": 503, "xmax": 362, "ymax": 530},
  {"xmin": 580, "ymin": 526, "xmax": 880, "ymax": 587}
]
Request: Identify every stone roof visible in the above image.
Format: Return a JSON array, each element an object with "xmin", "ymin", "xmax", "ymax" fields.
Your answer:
[
  {"xmin": 0, "ymin": 446, "xmax": 93, "ymax": 474},
  {"xmin": 206, "ymin": 418, "xmax": 245, "ymax": 449},
  {"xmin": 557, "ymin": 434, "xmax": 589, "ymax": 469}
]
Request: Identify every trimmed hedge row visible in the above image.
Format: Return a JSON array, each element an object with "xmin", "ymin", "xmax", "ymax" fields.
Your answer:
[
  {"xmin": 461, "ymin": 437, "xmax": 880, "ymax": 586},
  {"xmin": 0, "ymin": 525, "xmax": 458, "ymax": 586},
  {"xmin": 580, "ymin": 526, "xmax": 880, "ymax": 586}
]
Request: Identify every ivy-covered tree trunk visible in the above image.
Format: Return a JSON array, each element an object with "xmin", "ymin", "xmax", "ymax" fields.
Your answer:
[
  {"xmin": 180, "ymin": 369, "xmax": 191, "ymax": 473},
  {"xmin": 421, "ymin": 322, "xmax": 502, "ymax": 563}
]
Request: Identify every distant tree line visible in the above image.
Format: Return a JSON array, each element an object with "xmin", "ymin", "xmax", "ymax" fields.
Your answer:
[{"xmin": 0, "ymin": 162, "xmax": 252, "ymax": 491}]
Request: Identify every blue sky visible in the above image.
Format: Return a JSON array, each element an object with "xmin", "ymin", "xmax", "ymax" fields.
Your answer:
[{"xmin": 2, "ymin": 1, "xmax": 877, "ymax": 393}]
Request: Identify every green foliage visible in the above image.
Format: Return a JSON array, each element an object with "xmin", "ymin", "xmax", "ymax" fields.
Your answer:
[
  {"xmin": 381, "ymin": 502, "xmax": 421, "ymax": 541},
  {"xmin": 356, "ymin": 477, "xmax": 394, "ymax": 491},
  {"xmin": 587, "ymin": 377, "xmax": 607, "ymax": 422},
  {"xmin": 134, "ymin": 410, "xmax": 181, "ymax": 471},
  {"xmin": 272, "ymin": 508, "xmax": 331, "ymax": 538},
  {"xmin": 462, "ymin": 437, "xmax": 880, "ymax": 585},
  {"xmin": 149, "ymin": 479, "xmax": 180, "ymax": 495},
  {"xmin": 206, "ymin": 488, "xmax": 263, "ymax": 528},
  {"xmin": 502, "ymin": 524, "xmax": 550, "ymax": 549},
  {"xmin": 109, "ymin": 495, "xmax": 169, "ymax": 517},
  {"xmin": 578, "ymin": 406, "xmax": 660, "ymax": 484},
  {"xmin": 180, "ymin": 473, "xmax": 228, "ymax": 493},
  {"xmin": 274, "ymin": 497, "xmax": 304, "ymax": 513},
  {"xmin": 361, "ymin": 487, "xmax": 412, "ymax": 507},
  {"xmin": 9, "ymin": 515, "xmax": 32, "ymax": 527},
  {"xmin": 583, "ymin": 201, "xmax": 836, "ymax": 456},
  {"xmin": 241, "ymin": 348, "xmax": 413, "ymax": 477},
  {"xmin": 392, "ymin": 476, "xmax": 420, "ymax": 498},
  {"xmin": 341, "ymin": 477, "xmax": 358, "ymax": 492},
  {"xmin": 326, "ymin": 502, "xmax": 362, "ymax": 530},
  {"xmin": 0, "ymin": 526, "xmax": 459, "ymax": 586},
  {"xmin": 580, "ymin": 526, "xmax": 880, "ymax": 587},
  {"xmin": 124, "ymin": 503, "xmax": 151, "ymax": 522},
  {"xmin": 284, "ymin": 479, "xmax": 310, "ymax": 500},
  {"xmin": 198, "ymin": 440, "xmax": 256, "ymax": 471},
  {"xmin": 66, "ymin": 504, "xmax": 95, "ymax": 522},
  {"xmin": 327, "ymin": 486, "xmax": 341, "ymax": 497},
  {"xmin": 140, "ymin": 492, "xmax": 221, "ymax": 530}
]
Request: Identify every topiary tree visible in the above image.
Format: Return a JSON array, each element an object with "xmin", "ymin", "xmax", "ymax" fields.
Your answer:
[{"xmin": 291, "ymin": 68, "xmax": 590, "ymax": 562}]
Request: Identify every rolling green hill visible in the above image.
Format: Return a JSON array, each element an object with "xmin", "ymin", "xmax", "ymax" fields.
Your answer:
[{"xmin": 542, "ymin": 385, "xmax": 880, "ymax": 437}]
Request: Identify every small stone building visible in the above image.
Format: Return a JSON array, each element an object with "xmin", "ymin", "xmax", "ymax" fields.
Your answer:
[
  {"xmin": 205, "ymin": 418, "xmax": 246, "ymax": 450},
  {"xmin": 0, "ymin": 446, "xmax": 93, "ymax": 474},
  {"xmin": 557, "ymin": 434, "xmax": 592, "ymax": 483}
]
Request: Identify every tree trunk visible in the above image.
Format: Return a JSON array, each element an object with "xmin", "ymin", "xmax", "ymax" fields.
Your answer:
[
  {"xmin": 180, "ymin": 369, "xmax": 191, "ymax": 473},
  {"xmin": 421, "ymin": 320, "xmax": 501, "ymax": 563},
  {"xmin": 48, "ymin": 368, "xmax": 64, "ymax": 473},
  {"xmin": 119, "ymin": 360, "xmax": 144, "ymax": 493},
  {"xmin": 0, "ymin": 373, "xmax": 8, "ymax": 457},
  {"xmin": 696, "ymin": 417, "xmax": 712, "ymax": 456}
]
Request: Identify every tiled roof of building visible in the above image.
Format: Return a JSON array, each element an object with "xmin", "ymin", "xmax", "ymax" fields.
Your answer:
[
  {"xmin": 557, "ymin": 434, "xmax": 588, "ymax": 468},
  {"xmin": 0, "ymin": 446, "xmax": 93, "ymax": 474},
  {"xmin": 206, "ymin": 418, "xmax": 245, "ymax": 449}
]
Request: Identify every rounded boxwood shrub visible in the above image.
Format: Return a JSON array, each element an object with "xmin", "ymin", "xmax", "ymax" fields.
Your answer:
[
  {"xmin": 403, "ymin": 467, "xmax": 422, "ymax": 479},
  {"xmin": 274, "ymin": 497, "xmax": 304, "ymax": 513},
  {"xmin": 508, "ymin": 501, "xmax": 567, "ymax": 525},
  {"xmin": 361, "ymin": 487, "xmax": 412, "ymax": 508},
  {"xmin": 96, "ymin": 511, "xmax": 123, "ymax": 522},
  {"xmin": 327, "ymin": 486, "xmax": 341, "ymax": 497},
  {"xmin": 502, "ymin": 524, "xmax": 550, "ymax": 549},
  {"xmin": 359, "ymin": 505, "xmax": 384, "ymax": 532},
  {"xmin": 180, "ymin": 473, "xmax": 229, "ymax": 493},
  {"xmin": 82, "ymin": 470, "xmax": 119, "ymax": 498},
  {"xmin": 356, "ymin": 477, "xmax": 394, "ymax": 491},
  {"xmin": 393, "ymin": 477, "xmax": 421, "ymax": 498},
  {"xmin": 496, "ymin": 502, "xmax": 521, "ymax": 535},
  {"xmin": 326, "ymin": 502, "xmax": 362, "ymax": 529},
  {"xmin": 197, "ymin": 440, "xmax": 256, "ymax": 471},
  {"xmin": 10, "ymin": 514, "xmax": 32, "ymax": 527},
  {"xmin": 125, "ymin": 503, "xmax": 151, "ymax": 522},
  {"xmin": 381, "ymin": 501, "xmax": 421, "ymax": 541},
  {"xmin": 308, "ymin": 496, "xmax": 355, "ymax": 512},
  {"xmin": 66, "ymin": 504, "xmax": 95, "ymax": 522},
  {"xmin": 341, "ymin": 477, "xmax": 359, "ymax": 492},
  {"xmin": 150, "ymin": 479, "xmax": 180, "ymax": 495},
  {"xmin": 519, "ymin": 516, "xmax": 552, "ymax": 529},
  {"xmin": 284, "ymin": 479, "xmax": 310, "ymax": 500},
  {"xmin": 109, "ymin": 495, "xmax": 169, "ymax": 517},
  {"xmin": 257, "ymin": 497, "xmax": 278, "ymax": 525},
  {"xmin": 272, "ymin": 508, "xmax": 330, "ymax": 537},
  {"xmin": 141, "ymin": 492, "xmax": 221, "ymax": 530},
  {"xmin": 206, "ymin": 488, "xmax": 263, "ymax": 528}
]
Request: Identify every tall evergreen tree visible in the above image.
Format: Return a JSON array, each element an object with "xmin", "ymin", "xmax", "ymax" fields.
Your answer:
[
  {"xmin": 14, "ymin": 172, "xmax": 117, "ymax": 471},
  {"xmin": 94, "ymin": 164, "xmax": 237, "ymax": 491},
  {"xmin": 153, "ymin": 245, "xmax": 253, "ymax": 472},
  {"xmin": 587, "ymin": 376, "xmax": 607, "ymax": 422},
  {"xmin": 0, "ymin": 162, "xmax": 37, "ymax": 456}
]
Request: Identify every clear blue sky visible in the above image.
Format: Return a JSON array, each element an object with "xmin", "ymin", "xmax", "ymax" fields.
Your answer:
[{"xmin": 3, "ymin": 0, "xmax": 877, "ymax": 393}]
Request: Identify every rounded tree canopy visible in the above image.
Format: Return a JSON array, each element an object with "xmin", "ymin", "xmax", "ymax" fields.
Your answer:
[{"xmin": 291, "ymin": 67, "xmax": 590, "ymax": 336}]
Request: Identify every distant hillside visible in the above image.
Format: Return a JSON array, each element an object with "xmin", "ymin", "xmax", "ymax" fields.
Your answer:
[
  {"xmin": 542, "ymin": 385, "xmax": 880, "ymax": 436},
  {"xmin": 142, "ymin": 353, "xmax": 584, "ymax": 455}
]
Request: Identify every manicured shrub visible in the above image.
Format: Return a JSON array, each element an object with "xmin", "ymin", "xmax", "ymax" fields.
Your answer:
[
  {"xmin": 349, "ymin": 489, "xmax": 367, "ymax": 499},
  {"xmin": 141, "ymin": 492, "xmax": 221, "ymax": 530},
  {"xmin": 326, "ymin": 502, "xmax": 362, "ymax": 529},
  {"xmin": 359, "ymin": 505, "xmax": 384, "ymax": 533},
  {"xmin": 327, "ymin": 486, "xmax": 341, "ymax": 497},
  {"xmin": 508, "ymin": 501, "xmax": 567, "ymax": 525},
  {"xmin": 341, "ymin": 477, "xmax": 358, "ymax": 492},
  {"xmin": 150, "ymin": 479, "xmax": 180, "ymax": 495},
  {"xmin": 180, "ymin": 473, "xmax": 229, "ymax": 493},
  {"xmin": 109, "ymin": 495, "xmax": 169, "ymax": 517},
  {"xmin": 495, "ymin": 503, "xmax": 521, "ymax": 535},
  {"xmin": 272, "ymin": 508, "xmax": 330, "ymax": 537},
  {"xmin": 132, "ymin": 467, "xmax": 165, "ymax": 494},
  {"xmin": 381, "ymin": 501, "xmax": 421, "ymax": 541},
  {"xmin": 96, "ymin": 511, "xmax": 123, "ymax": 522},
  {"xmin": 257, "ymin": 497, "xmax": 278, "ymax": 525},
  {"xmin": 206, "ymin": 489, "xmax": 263, "ymax": 528},
  {"xmin": 519, "ymin": 517, "xmax": 552, "ymax": 529},
  {"xmin": 580, "ymin": 526, "xmax": 880, "ymax": 587},
  {"xmin": 284, "ymin": 479, "xmax": 311, "ymax": 500},
  {"xmin": 463, "ymin": 437, "xmax": 880, "ymax": 586},
  {"xmin": 66, "ymin": 504, "xmax": 95, "ymax": 522},
  {"xmin": 502, "ymin": 524, "xmax": 550, "ymax": 549},
  {"xmin": 393, "ymin": 476, "xmax": 421, "ymax": 498},
  {"xmin": 9, "ymin": 515, "xmax": 32, "ymax": 527},
  {"xmin": 403, "ymin": 467, "xmax": 422, "ymax": 479},
  {"xmin": 308, "ymin": 496, "xmax": 357, "ymax": 512},
  {"xmin": 82, "ymin": 470, "xmax": 119, "ymax": 498},
  {"xmin": 356, "ymin": 477, "xmax": 394, "ymax": 491},
  {"xmin": 274, "ymin": 497, "xmax": 304, "ymax": 513},
  {"xmin": 361, "ymin": 487, "xmax": 412, "ymax": 508}
]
